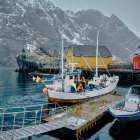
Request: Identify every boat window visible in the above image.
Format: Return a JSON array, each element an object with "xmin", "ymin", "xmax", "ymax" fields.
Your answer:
[
  {"xmin": 74, "ymin": 75, "xmax": 78, "ymax": 80},
  {"xmin": 131, "ymin": 87, "xmax": 140, "ymax": 96},
  {"xmin": 69, "ymin": 76, "xmax": 73, "ymax": 80},
  {"xmin": 127, "ymin": 97, "xmax": 139, "ymax": 104}
]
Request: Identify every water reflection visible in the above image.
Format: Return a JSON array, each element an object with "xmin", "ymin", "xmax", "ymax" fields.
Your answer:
[
  {"xmin": 17, "ymin": 72, "xmax": 30, "ymax": 94},
  {"xmin": 0, "ymin": 67, "xmax": 47, "ymax": 108},
  {"xmin": 109, "ymin": 120, "xmax": 140, "ymax": 140}
]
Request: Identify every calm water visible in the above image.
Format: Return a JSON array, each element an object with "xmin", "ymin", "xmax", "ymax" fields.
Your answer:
[{"xmin": 0, "ymin": 67, "xmax": 139, "ymax": 140}]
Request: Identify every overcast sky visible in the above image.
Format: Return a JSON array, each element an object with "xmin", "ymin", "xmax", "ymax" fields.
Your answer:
[{"xmin": 51, "ymin": 0, "xmax": 140, "ymax": 37}]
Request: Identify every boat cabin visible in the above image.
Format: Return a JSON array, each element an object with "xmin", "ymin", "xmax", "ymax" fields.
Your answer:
[
  {"xmin": 52, "ymin": 71, "xmax": 81, "ymax": 92},
  {"xmin": 124, "ymin": 85, "xmax": 140, "ymax": 111},
  {"xmin": 130, "ymin": 85, "xmax": 140, "ymax": 96}
]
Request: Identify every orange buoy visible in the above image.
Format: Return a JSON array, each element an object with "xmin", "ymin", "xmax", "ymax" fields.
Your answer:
[
  {"xmin": 43, "ymin": 88, "xmax": 48, "ymax": 93},
  {"xmin": 116, "ymin": 108, "xmax": 120, "ymax": 110}
]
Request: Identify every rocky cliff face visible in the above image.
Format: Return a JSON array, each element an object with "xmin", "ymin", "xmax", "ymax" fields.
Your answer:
[{"xmin": 0, "ymin": 0, "xmax": 140, "ymax": 65}]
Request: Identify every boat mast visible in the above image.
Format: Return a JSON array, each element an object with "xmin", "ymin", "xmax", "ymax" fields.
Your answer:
[
  {"xmin": 61, "ymin": 30, "xmax": 64, "ymax": 79},
  {"xmin": 60, "ymin": 29, "xmax": 65, "ymax": 92},
  {"xmin": 96, "ymin": 30, "xmax": 100, "ymax": 77}
]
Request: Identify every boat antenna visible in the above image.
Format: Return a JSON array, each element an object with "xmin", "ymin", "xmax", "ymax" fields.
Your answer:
[{"xmin": 96, "ymin": 30, "xmax": 100, "ymax": 77}]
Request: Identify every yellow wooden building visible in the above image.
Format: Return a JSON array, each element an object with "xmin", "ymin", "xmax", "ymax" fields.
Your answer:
[{"xmin": 66, "ymin": 45, "xmax": 112, "ymax": 69}]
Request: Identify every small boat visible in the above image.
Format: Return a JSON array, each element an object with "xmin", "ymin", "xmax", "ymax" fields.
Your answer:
[
  {"xmin": 44, "ymin": 30, "xmax": 119, "ymax": 104},
  {"xmin": 109, "ymin": 85, "xmax": 140, "ymax": 123}
]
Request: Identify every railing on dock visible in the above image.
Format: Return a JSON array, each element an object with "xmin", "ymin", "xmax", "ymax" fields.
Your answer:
[{"xmin": 0, "ymin": 102, "xmax": 69, "ymax": 140}]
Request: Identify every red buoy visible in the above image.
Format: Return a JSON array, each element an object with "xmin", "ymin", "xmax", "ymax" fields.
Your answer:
[
  {"xmin": 116, "ymin": 108, "xmax": 120, "ymax": 110},
  {"xmin": 43, "ymin": 88, "xmax": 48, "ymax": 93},
  {"xmin": 43, "ymin": 107, "xmax": 47, "ymax": 115}
]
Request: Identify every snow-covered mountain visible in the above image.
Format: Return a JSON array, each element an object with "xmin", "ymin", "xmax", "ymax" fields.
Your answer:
[{"xmin": 0, "ymin": 0, "xmax": 140, "ymax": 65}]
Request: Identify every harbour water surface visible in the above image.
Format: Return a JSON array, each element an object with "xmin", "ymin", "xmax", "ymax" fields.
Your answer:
[{"xmin": 0, "ymin": 67, "xmax": 139, "ymax": 140}]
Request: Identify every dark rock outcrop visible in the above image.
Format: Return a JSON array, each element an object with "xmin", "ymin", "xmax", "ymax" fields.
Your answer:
[{"xmin": 16, "ymin": 48, "xmax": 61, "ymax": 72}]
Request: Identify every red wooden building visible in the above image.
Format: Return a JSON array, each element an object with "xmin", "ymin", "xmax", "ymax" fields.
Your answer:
[{"xmin": 133, "ymin": 46, "xmax": 140, "ymax": 69}]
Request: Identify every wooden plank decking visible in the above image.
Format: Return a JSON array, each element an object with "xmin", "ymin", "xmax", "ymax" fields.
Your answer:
[{"xmin": 43, "ymin": 94, "xmax": 124, "ymax": 134}]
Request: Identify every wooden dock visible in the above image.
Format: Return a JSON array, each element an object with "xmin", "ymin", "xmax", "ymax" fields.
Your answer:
[
  {"xmin": 42, "ymin": 94, "xmax": 124, "ymax": 137},
  {"xmin": 0, "ymin": 94, "xmax": 124, "ymax": 140}
]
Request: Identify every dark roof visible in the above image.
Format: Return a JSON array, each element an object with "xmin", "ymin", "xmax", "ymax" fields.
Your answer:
[{"xmin": 69, "ymin": 45, "xmax": 112, "ymax": 57}]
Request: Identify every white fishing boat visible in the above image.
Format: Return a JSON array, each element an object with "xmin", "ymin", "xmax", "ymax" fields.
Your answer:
[
  {"xmin": 44, "ymin": 30, "xmax": 119, "ymax": 103},
  {"xmin": 109, "ymin": 85, "xmax": 140, "ymax": 123}
]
